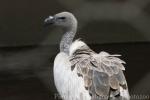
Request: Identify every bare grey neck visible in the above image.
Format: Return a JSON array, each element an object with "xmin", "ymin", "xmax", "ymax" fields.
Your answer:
[{"xmin": 60, "ymin": 25, "xmax": 77, "ymax": 54}]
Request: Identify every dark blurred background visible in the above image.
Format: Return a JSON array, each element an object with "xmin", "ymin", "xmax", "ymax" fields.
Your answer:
[{"xmin": 0, "ymin": 0, "xmax": 150, "ymax": 100}]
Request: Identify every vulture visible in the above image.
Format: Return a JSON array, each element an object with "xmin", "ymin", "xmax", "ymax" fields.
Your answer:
[{"xmin": 44, "ymin": 12, "xmax": 130, "ymax": 100}]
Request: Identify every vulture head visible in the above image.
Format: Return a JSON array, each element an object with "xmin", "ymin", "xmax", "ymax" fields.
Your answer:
[{"xmin": 44, "ymin": 12, "xmax": 77, "ymax": 31}]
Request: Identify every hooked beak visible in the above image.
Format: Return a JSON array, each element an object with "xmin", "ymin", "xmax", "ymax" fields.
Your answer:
[{"xmin": 44, "ymin": 16, "xmax": 55, "ymax": 27}]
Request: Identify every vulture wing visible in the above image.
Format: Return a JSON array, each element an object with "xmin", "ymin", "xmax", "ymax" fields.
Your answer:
[{"xmin": 70, "ymin": 41, "xmax": 130, "ymax": 100}]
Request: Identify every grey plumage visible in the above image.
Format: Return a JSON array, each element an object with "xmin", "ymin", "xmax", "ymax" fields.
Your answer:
[
  {"xmin": 44, "ymin": 12, "xmax": 130, "ymax": 100},
  {"xmin": 70, "ymin": 44, "xmax": 129, "ymax": 100}
]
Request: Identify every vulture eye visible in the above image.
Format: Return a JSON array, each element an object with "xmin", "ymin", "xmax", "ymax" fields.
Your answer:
[{"xmin": 58, "ymin": 17, "xmax": 66, "ymax": 20}]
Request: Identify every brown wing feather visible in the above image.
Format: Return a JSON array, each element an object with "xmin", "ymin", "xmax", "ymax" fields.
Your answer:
[{"xmin": 70, "ymin": 45, "xmax": 129, "ymax": 99}]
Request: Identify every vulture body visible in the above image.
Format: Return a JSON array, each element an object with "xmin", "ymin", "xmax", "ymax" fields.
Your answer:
[{"xmin": 44, "ymin": 12, "xmax": 130, "ymax": 100}]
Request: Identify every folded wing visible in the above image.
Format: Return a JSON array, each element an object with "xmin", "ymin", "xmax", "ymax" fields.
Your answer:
[{"xmin": 70, "ymin": 42, "xmax": 130, "ymax": 100}]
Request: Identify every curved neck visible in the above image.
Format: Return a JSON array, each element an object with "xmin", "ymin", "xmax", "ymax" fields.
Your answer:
[{"xmin": 60, "ymin": 24, "xmax": 77, "ymax": 54}]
